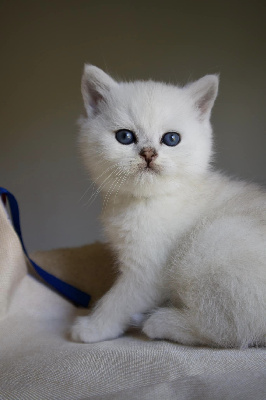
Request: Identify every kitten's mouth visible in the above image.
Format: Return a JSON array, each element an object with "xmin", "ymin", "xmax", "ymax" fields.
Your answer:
[{"xmin": 139, "ymin": 162, "xmax": 160, "ymax": 174}]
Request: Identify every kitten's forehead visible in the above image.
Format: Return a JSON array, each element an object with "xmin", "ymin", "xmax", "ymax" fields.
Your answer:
[{"xmin": 107, "ymin": 81, "xmax": 188, "ymax": 139}]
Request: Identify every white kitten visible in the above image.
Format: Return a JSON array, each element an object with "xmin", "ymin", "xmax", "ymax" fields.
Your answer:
[{"xmin": 71, "ymin": 65, "xmax": 266, "ymax": 348}]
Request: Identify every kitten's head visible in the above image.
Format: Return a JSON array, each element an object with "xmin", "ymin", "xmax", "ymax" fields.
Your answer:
[{"xmin": 79, "ymin": 65, "xmax": 218, "ymax": 198}]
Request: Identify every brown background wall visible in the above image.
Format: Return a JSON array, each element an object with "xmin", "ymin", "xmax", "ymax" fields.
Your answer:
[{"xmin": 1, "ymin": 0, "xmax": 265, "ymax": 251}]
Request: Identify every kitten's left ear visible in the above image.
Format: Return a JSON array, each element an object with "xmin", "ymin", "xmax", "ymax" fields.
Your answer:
[
  {"xmin": 185, "ymin": 75, "xmax": 219, "ymax": 120},
  {"xmin": 81, "ymin": 64, "xmax": 118, "ymax": 117}
]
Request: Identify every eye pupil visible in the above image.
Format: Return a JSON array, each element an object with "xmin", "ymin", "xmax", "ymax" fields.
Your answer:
[
  {"xmin": 170, "ymin": 134, "xmax": 175, "ymax": 142},
  {"xmin": 162, "ymin": 132, "xmax": 181, "ymax": 147},
  {"xmin": 115, "ymin": 129, "xmax": 135, "ymax": 145}
]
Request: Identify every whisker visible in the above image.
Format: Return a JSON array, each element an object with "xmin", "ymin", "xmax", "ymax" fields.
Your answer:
[
  {"xmin": 112, "ymin": 170, "xmax": 130, "ymax": 214},
  {"xmin": 78, "ymin": 158, "xmax": 113, "ymax": 202},
  {"xmin": 80, "ymin": 162, "xmax": 120, "ymax": 204},
  {"xmin": 102, "ymin": 169, "xmax": 125, "ymax": 211},
  {"xmin": 85, "ymin": 166, "xmax": 121, "ymax": 207}
]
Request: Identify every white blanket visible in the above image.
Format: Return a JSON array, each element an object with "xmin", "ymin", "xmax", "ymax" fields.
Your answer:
[{"xmin": 1, "ymin": 202, "xmax": 266, "ymax": 400}]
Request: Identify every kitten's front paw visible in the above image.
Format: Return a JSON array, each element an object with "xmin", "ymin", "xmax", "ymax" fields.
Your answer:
[
  {"xmin": 142, "ymin": 311, "xmax": 165, "ymax": 339},
  {"xmin": 71, "ymin": 316, "xmax": 123, "ymax": 343}
]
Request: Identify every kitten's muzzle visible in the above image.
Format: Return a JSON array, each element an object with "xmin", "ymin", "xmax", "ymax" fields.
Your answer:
[{"xmin": 139, "ymin": 148, "xmax": 158, "ymax": 168}]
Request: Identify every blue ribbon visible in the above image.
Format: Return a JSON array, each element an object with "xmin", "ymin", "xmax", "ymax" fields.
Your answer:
[{"xmin": 0, "ymin": 187, "xmax": 91, "ymax": 307}]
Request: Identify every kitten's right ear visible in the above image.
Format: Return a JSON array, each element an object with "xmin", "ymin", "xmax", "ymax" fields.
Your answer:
[
  {"xmin": 81, "ymin": 65, "xmax": 118, "ymax": 117},
  {"xmin": 185, "ymin": 74, "xmax": 219, "ymax": 120}
]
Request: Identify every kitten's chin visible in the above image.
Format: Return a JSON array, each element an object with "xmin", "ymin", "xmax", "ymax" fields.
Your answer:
[
  {"xmin": 135, "ymin": 165, "xmax": 161, "ymax": 186},
  {"xmin": 121, "ymin": 170, "xmax": 178, "ymax": 198}
]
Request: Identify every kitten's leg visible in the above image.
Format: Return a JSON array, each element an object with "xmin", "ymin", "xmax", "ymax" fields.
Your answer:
[
  {"xmin": 71, "ymin": 271, "xmax": 162, "ymax": 343},
  {"xmin": 159, "ymin": 216, "xmax": 266, "ymax": 348},
  {"xmin": 143, "ymin": 307, "xmax": 206, "ymax": 346}
]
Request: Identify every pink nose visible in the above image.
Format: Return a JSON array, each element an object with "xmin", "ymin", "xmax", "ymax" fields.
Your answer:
[{"xmin": 139, "ymin": 148, "xmax": 158, "ymax": 165}]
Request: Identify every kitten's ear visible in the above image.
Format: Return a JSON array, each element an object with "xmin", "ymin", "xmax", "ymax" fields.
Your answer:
[
  {"xmin": 81, "ymin": 64, "xmax": 118, "ymax": 117},
  {"xmin": 185, "ymin": 75, "xmax": 219, "ymax": 120}
]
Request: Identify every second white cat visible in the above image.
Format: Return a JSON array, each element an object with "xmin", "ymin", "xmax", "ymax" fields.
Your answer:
[{"xmin": 71, "ymin": 65, "xmax": 266, "ymax": 348}]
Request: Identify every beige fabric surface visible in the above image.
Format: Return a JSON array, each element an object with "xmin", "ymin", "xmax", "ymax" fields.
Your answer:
[
  {"xmin": 0, "ymin": 201, "xmax": 266, "ymax": 400},
  {"xmin": 0, "ymin": 202, "xmax": 27, "ymax": 318}
]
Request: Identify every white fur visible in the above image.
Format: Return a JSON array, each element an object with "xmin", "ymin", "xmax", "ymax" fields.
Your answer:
[{"xmin": 71, "ymin": 65, "xmax": 266, "ymax": 348}]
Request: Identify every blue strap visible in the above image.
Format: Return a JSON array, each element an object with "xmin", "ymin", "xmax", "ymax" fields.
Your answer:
[{"xmin": 0, "ymin": 187, "xmax": 91, "ymax": 307}]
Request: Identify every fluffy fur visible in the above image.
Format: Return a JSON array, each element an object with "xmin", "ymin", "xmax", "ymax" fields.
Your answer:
[{"xmin": 71, "ymin": 65, "xmax": 266, "ymax": 348}]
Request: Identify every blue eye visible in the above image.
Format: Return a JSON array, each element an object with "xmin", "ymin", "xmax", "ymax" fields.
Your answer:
[
  {"xmin": 115, "ymin": 129, "xmax": 136, "ymax": 145},
  {"xmin": 161, "ymin": 132, "xmax": 181, "ymax": 147}
]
